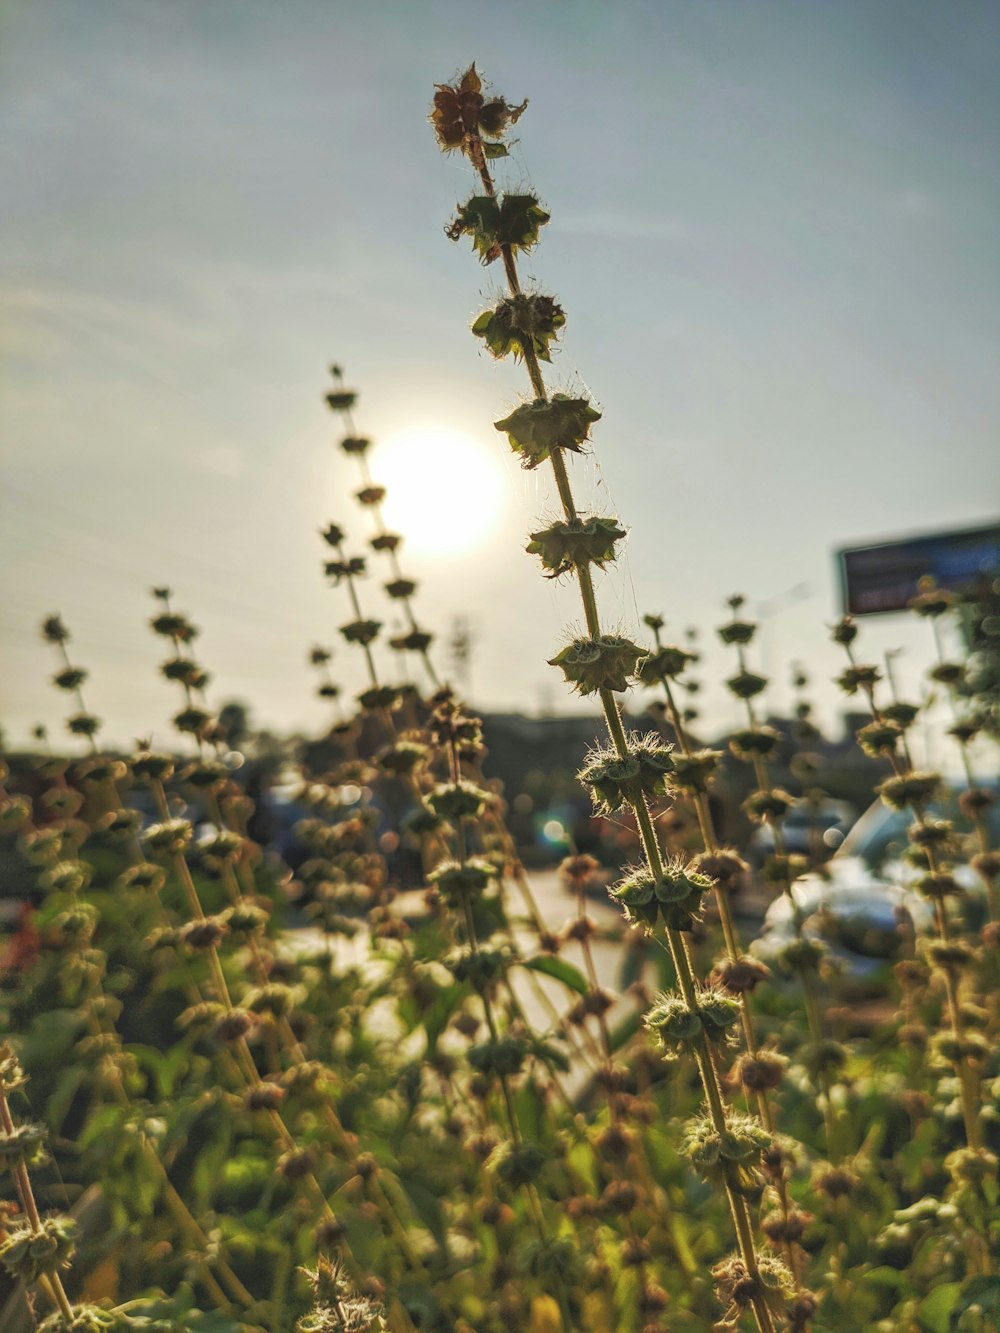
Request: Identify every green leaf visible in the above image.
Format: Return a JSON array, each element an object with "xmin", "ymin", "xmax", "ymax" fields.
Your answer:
[
  {"xmin": 861, "ymin": 1266, "xmax": 907, "ymax": 1292},
  {"xmin": 482, "ymin": 141, "xmax": 509, "ymax": 158},
  {"xmin": 917, "ymin": 1283, "xmax": 961, "ymax": 1333},
  {"xmin": 952, "ymin": 1276, "xmax": 1000, "ymax": 1328},
  {"xmin": 398, "ymin": 1174, "xmax": 447, "ymax": 1245},
  {"xmin": 521, "ymin": 955, "xmax": 590, "ymax": 997},
  {"xmin": 422, "ymin": 982, "xmax": 467, "ymax": 1055},
  {"xmin": 608, "ymin": 1010, "xmax": 642, "ymax": 1054}
]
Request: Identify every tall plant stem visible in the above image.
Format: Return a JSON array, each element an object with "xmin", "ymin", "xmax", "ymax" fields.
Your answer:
[
  {"xmin": 654, "ymin": 670, "xmax": 803, "ymax": 1284},
  {"xmin": 0, "ymin": 1083, "xmax": 75, "ymax": 1321},
  {"xmin": 328, "ymin": 372, "xmax": 440, "ymax": 691},
  {"xmin": 844, "ymin": 642, "xmax": 984, "ymax": 1155},
  {"xmin": 463, "ymin": 132, "xmax": 777, "ymax": 1333}
]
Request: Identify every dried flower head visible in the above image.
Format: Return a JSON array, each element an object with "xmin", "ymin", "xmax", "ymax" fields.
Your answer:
[{"xmin": 430, "ymin": 64, "xmax": 527, "ymax": 157}]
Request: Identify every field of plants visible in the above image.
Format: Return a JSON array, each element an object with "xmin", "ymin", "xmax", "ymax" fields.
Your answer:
[{"xmin": 2, "ymin": 65, "xmax": 999, "ymax": 1333}]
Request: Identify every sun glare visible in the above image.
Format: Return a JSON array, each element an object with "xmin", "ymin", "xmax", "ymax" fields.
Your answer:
[{"xmin": 373, "ymin": 427, "xmax": 507, "ymax": 556}]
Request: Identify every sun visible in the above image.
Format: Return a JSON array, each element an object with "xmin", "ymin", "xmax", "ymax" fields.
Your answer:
[{"xmin": 372, "ymin": 426, "xmax": 507, "ymax": 556}]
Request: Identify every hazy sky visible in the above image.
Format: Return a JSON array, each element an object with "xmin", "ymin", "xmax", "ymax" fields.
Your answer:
[{"xmin": 3, "ymin": 0, "xmax": 999, "ymax": 753}]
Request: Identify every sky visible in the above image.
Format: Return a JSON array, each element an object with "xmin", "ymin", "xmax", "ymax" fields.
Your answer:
[{"xmin": 2, "ymin": 0, "xmax": 999, "ymax": 756}]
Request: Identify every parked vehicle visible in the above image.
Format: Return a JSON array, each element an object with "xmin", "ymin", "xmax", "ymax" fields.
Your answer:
[
  {"xmin": 752, "ymin": 783, "xmax": 998, "ymax": 997},
  {"xmin": 748, "ymin": 797, "xmax": 855, "ymax": 866}
]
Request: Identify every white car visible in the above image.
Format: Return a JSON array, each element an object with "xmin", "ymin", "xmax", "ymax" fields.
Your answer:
[{"xmin": 751, "ymin": 785, "xmax": 996, "ymax": 996}]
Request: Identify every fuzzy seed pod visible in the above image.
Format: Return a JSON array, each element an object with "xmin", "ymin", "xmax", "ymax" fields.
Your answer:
[
  {"xmin": 878, "ymin": 771, "xmax": 941, "ymax": 811},
  {"xmin": 693, "ymin": 849, "xmax": 749, "ymax": 893},
  {"xmin": 76, "ymin": 757, "xmax": 127, "ymax": 787},
  {"xmin": 743, "ymin": 788, "xmax": 794, "ymax": 825},
  {"xmin": 712, "ymin": 954, "xmax": 770, "ymax": 994},
  {"xmin": 428, "ymin": 781, "xmax": 490, "ymax": 821},
  {"xmin": 610, "ymin": 860, "xmax": 712, "ymax": 932},
  {"xmin": 431, "ymin": 64, "xmax": 527, "ymax": 156},
  {"xmin": 38, "ymin": 786, "xmax": 84, "ymax": 819},
  {"xmin": 645, "ymin": 987, "xmax": 741, "ymax": 1057},
  {"xmin": 732, "ymin": 1049, "xmax": 787, "ymax": 1093},
  {"xmin": 929, "ymin": 661, "xmax": 964, "ymax": 686},
  {"xmin": 729, "ymin": 726, "xmax": 782, "ymax": 760},
  {"xmin": 814, "ymin": 1165, "xmax": 858, "ymax": 1199},
  {"xmin": 143, "ymin": 819, "xmax": 193, "ymax": 857},
  {"xmin": 726, "ymin": 669, "xmax": 767, "ymax": 700},
  {"xmin": 213, "ymin": 1009, "xmax": 254, "ymax": 1043},
  {"xmin": 19, "ymin": 828, "xmax": 64, "ymax": 866},
  {"xmin": 320, "ymin": 522, "xmax": 347, "ymax": 548},
  {"xmin": 468, "ymin": 1035, "xmax": 528, "ymax": 1079},
  {"xmin": 245, "ymin": 1082, "xmax": 285, "ymax": 1112},
  {"xmin": 559, "ymin": 852, "xmax": 600, "ymax": 886},
  {"xmin": 909, "ymin": 818, "xmax": 953, "ymax": 847},
  {"xmin": 961, "ymin": 786, "xmax": 995, "ymax": 815},
  {"xmin": 924, "ymin": 938, "xmax": 974, "ymax": 969},
  {"xmin": 712, "ymin": 1254, "xmax": 793, "ymax": 1324},
  {"xmin": 66, "ymin": 712, "xmax": 101, "ymax": 738},
  {"xmin": 881, "ymin": 700, "xmax": 919, "ymax": 729},
  {"xmin": 39, "ymin": 860, "xmax": 92, "ymax": 894},
  {"xmin": 945, "ymin": 1146, "xmax": 997, "ymax": 1187},
  {"xmin": 909, "ymin": 585, "xmax": 958, "ymax": 618},
  {"xmin": 339, "ymin": 618, "xmax": 381, "ymax": 646},
  {"xmin": 670, "ymin": 748, "xmax": 721, "ymax": 793},
  {"xmin": 490, "ymin": 1139, "xmax": 546, "ymax": 1188},
  {"xmin": 550, "ymin": 635, "xmax": 644, "ymax": 696},
  {"xmin": 802, "ymin": 1038, "xmax": 848, "ymax": 1075},
  {"xmin": 836, "ymin": 664, "xmax": 881, "ymax": 696},
  {"xmin": 898, "ymin": 1023, "xmax": 928, "ymax": 1049},
  {"xmin": 493, "ymin": 394, "xmax": 602, "ymax": 476},
  {"xmin": 354, "ymin": 685, "xmax": 398, "ymax": 715},
  {"xmin": 370, "ymin": 531, "xmax": 401, "ymax": 553},
  {"xmin": 594, "ymin": 1123, "xmax": 631, "ymax": 1161},
  {"xmin": 578, "ymin": 733, "xmax": 674, "ymax": 812},
  {"xmin": 94, "ymin": 809, "xmax": 143, "ymax": 845},
  {"xmin": 637, "ymin": 644, "xmax": 699, "ymax": 686},
  {"xmin": 278, "ymin": 1148, "xmax": 316, "ymax": 1180},
  {"xmin": 41, "ymin": 613, "xmax": 70, "ymax": 643},
  {"xmin": 131, "ymin": 751, "xmax": 174, "ymax": 782},
  {"xmin": 244, "ymin": 983, "xmax": 296, "ymax": 1019},
  {"xmin": 620, "ymin": 1234, "xmax": 649, "ymax": 1265},
  {"xmin": 637, "ymin": 1285, "xmax": 668, "ymax": 1315},
  {"xmin": 894, "ymin": 959, "xmax": 929, "ymax": 989},
  {"xmin": 390, "ymin": 628, "xmax": 434, "ymax": 653},
  {"xmin": 53, "ymin": 666, "xmax": 88, "ymax": 691},
  {"xmin": 180, "ymin": 917, "xmax": 228, "ymax": 950},
  {"xmin": 972, "ymin": 850, "xmax": 1000, "ymax": 881},
  {"xmin": 717, "ymin": 619, "xmax": 756, "ymax": 647},
  {"xmin": 354, "ymin": 1152, "xmax": 379, "ymax": 1182},
  {"xmin": 475, "ymin": 293, "xmax": 566, "ymax": 363},
  {"xmin": 760, "ymin": 853, "xmax": 809, "ymax": 886},
  {"xmin": 526, "ymin": 515, "xmax": 625, "ymax": 577},
  {"xmin": 448, "ymin": 191, "xmax": 550, "ymax": 263},
  {"xmin": 776, "ymin": 937, "xmax": 826, "ymax": 973},
  {"xmin": 914, "ymin": 871, "xmax": 961, "ymax": 899},
  {"xmin": 856, "ymin": 720, "xmax": 902, "ymax": 757},
  {"xmin": 174, "ymin": 706, "xmax": 212, "ymax": 738},
  {"xmin": 150, "ymin": 611, "xmax": 193, "ymax": 640},
  {"xmin": 830, "ymin": 617, "xmax": 858, "ymax": 646},
  {"xmin": 0, "ymin": 1215, "xmax": 76, "ymax": 1284},
  {"xmin": 315, "ymin": 1215, "xmax": 347, "ymax": 1247}
]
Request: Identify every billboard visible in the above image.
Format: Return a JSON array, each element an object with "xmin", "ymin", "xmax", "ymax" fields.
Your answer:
[{"xmin": 837, "ymin": 521, "xmax": 1000, "ymax": 615}]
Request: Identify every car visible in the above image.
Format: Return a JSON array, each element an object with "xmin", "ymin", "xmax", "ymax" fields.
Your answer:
[
  {"xmin": 748, "ymin": 798, "xmax": 855, "ymax": 867},
  {"xmin": 751, "ymin": 782, "xmax": 998, "ymax": 997}
]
